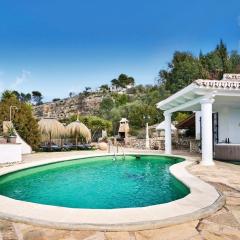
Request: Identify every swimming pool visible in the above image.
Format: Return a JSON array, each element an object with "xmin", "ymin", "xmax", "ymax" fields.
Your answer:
[{"xmin": 0, "ymin": 155, "xmax": 189, "ymax": 209}]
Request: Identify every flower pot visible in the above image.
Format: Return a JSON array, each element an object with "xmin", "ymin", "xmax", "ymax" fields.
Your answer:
[
  {"xmin": 0, "ymin": 136, "xmax": 7, "ymax": 144},
  {"xmin": 7, "ymin": 136, "xmax": 17, "ymax": 144}
]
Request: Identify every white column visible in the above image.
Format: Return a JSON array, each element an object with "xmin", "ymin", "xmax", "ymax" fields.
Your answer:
[
  {"xmin": 195, "ymin": 111, "xmax": 201, "ymax": 140},
  {"xmin": 145, "ymin": 122, "xmax": 150, "ymax": 149},
  {"xmin": 200, "ymin": 98, "xmax": 215, "ymax": 166},
  {"xmin": 164, "ymin": 112, "xmax": 172, "ymax": 154}
]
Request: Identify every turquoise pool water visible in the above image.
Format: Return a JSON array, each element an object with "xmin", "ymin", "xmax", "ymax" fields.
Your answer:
[{"xmin": 0, "ymin": 155, "xmax": 190, "ymax": 209}]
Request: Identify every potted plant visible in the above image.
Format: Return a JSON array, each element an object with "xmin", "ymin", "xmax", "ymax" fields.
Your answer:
[
  {"xmin": 0, "ymin": 128, "xmax": 7, "ymax": 144},
  {"xmin": 7, "ymin": 126, "xmax": 17, "ymax": 144}
]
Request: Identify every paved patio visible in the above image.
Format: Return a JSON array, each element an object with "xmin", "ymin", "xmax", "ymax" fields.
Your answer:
[{"xmin": 0, "ymin": 150, "xmax": 239, "ymax": 240}]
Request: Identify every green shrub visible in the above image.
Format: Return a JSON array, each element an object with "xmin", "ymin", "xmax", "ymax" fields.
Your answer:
[{"xmin": 0, "ymin": 91, "xmax": 41, "ymax": 149}]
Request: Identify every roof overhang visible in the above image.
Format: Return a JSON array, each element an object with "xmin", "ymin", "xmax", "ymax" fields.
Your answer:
[{"xmin": 157, "ymin": 79, "xmax": 240, "ymax": 113}]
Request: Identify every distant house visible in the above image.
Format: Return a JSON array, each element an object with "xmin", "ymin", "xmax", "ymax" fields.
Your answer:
[
  {"xmin": 109, "ymin": 84, "xmax": 133, "ymax": 94},
  {"xmin": 157, "ymin": 74, "xmax": 240, "ymax": 165}
]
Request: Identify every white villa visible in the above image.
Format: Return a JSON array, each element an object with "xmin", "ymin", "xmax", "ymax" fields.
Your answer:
[{"xmin": 157, "ymin": 74, "xmax": 240, "ymax": 166}]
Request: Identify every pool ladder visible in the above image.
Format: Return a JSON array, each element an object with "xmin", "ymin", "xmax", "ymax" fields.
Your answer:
[
  {"xmin": 113, "ymin": 150, "xmax": 117, "ymax": 161},
  {"xmin": 120, "ymin": 144, "xmax": 126, "ymax": 160},
  {"xmin": 110, "ymin": 142, "xmax": 125, "ymax": 160}
]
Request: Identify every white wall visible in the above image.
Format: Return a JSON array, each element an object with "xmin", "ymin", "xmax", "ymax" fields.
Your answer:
[
  {"xmin": 0, "ymin": 144, "xmax": 22, "ymax": 163},
  {"xmin": 16, "ymin": 131, "xmax": 32, "ymax": 154},
  {"xmin": 194, "ymin": 107, "xmax": 240, "ymax": 144},
  {"xmin": 216, "ymin": 107, "xmax": 240, "ymax": 143}
]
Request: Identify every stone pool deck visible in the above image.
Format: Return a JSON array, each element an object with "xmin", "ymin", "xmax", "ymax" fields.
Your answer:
[{"xmin": 0, "ymin": 150, "xmax": 239, "ymax": 240}]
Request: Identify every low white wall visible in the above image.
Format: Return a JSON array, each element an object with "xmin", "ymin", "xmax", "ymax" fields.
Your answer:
[
  {"xmin": 0, "ymin": 144, "xmax": 22, "ymax": 163},
  {"xmin": 16, "ymin": 132, "xmax": 32, "ymax": 154},
  {"xmin": 2, "ymin": 121, "xmax": 32, "ymax": 154}
]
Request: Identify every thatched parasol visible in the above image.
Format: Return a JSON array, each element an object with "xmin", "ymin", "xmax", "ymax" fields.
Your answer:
[
  {"xmin": 66, "ymin": 117, "xmax": 91, "ymax": 146},
  {"xmin": 38, "ymin": 118, "xmax": 66, "ymax": 148}
]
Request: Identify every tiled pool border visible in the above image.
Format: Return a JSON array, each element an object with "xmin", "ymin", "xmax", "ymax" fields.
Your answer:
[{"xmin": 0, "ymin": 153, "xmax": 225, "ymax": 231}]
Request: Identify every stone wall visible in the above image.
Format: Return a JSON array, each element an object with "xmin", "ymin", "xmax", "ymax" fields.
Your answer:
[
  {"xmin": 127, "ymin": 137, "xmax": 165, "ymax": 150},
  {"xmin": 33, "ymin": 94, "xmax": 103, "ymax": 120}
]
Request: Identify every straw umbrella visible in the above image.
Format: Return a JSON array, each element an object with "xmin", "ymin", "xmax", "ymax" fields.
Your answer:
[
  {"xmin": 66, "ymin": 116, "xmax": 91, "ymax": 147},
  {"xmin": 38, "ymin": 117, "xmax": 66, "ymax": 149}
]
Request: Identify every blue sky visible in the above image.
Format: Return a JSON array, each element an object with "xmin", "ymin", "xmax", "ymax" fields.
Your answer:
[{"xmin": 0, "ymin": 0, "xmax": 239, "ymax": 101}]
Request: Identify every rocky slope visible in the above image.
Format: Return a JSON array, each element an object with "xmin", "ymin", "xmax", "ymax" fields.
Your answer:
[{"xmin": 33, "ymin": 94, "xmax": 103, "ymax": 120}]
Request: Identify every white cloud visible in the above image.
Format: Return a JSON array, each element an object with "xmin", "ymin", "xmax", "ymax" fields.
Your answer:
[{"xmin": 10, "ymin": 70, "xmax": 31, "ymax": 89}]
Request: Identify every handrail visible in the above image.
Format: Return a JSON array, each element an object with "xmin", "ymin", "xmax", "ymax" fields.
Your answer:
[
  {"xmin": 120, "ymin": 143, "xmax": 125, "ymax": 160},
  {"xmin": 109, "ymin": 141, "xmax": 125, "ymax": 160},
  {"xmin": 108, "ymin": 141, "xmax": 117, "ymax": 160}
]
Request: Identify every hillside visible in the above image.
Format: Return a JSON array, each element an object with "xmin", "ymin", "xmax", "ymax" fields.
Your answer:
[
  {"xmin": 33, "ymin": 93, "xmax": 103, "ymax": 120},
  {"xmin": 21, "ymin": 41, "xmax": 240, "ymax": 136}
]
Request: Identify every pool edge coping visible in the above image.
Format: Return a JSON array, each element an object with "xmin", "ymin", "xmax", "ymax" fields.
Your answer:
[{"xmin": 0, "ymin": 153, "xmax": 225, "ymax": 231}]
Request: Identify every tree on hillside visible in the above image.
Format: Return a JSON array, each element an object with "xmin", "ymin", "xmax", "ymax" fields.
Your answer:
[
  {"xmin": 66, "ymin": 115, "xmax": 112, "ymax": 138},
  {"xmin": 158, "ymin": 40, "xmax": 240, "ymax": 94},
  {"xmin": 228, "ymin": 51, "xmax": 240, "ymax": 73},
  {"xmin": 99, "ymin": 84, "xmax": 109, "ymax": 92},
  {"xmin": 199, "ymin": 40, "xmax": 228, "ymax": 80},
  {"xmin": 111, "ymin": 79, "xmax": 120, "ymax": 88},
  {"xmin": 200, "ymin": 40, "xmax": 240, "ymax": 80},
  {"xmin": 118, "ymin": 74, "xmax": 135, "ymax": 87},
  {"xmin": 99, "ymin": 96, "xmax": 115, "ymax": 117},
  {"xmin": 106, "ymin": 107, "xmax": 122, "ymax": 135},
  {"xmin": 159, "ymin": 51, "xmax": 204, "ymax": 93},
  {"xmin": 127, "ymin": 77, "xmax": 135, "ymax": 86},
  {"xmin": 22, "ymin": 93, "xmax": 32, "ymax": 102},
  {"xmin": 111, "ymin": 74, "xmax": 135, "ymax": 88},
  {"xmin": 12, "ymin": 91, "xmax": 20, "ymax": 99},
  {"xmin": 111, "ymin": 93, "xmax": 129, "ymax": 107},
  {"xmin": 83, "ymin": 87, "xmax": 91, "ymax": 96},
  {"xmin": 12, "ymin": 91, "xmax": 32, "ymax": 103},
  {"xmin": 69, "ymin": 92, "xmax": 76, "ymax": 98},
  {"xmin": 174, "ymin": 112, "xmax": 190, "ymax": 123},
  {"xmin": 0, "ymin": 91, "xmax": 41, "ymax": 149},
  {"xmin": 216, "ymin": 40, "xmax": 228, "ymax": 76},
  {"xmin": 101, "ymin": 96, "xmax": 163, "ymax": 135},
  {"xmin": 1, "ymin": 90, "xmax": 16, "ymax": 100},
  {"xmin": 32, "ymin": 91, "xmax": 43, "ymax": 105}
]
